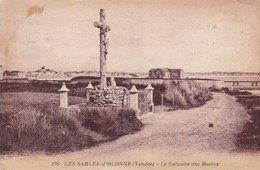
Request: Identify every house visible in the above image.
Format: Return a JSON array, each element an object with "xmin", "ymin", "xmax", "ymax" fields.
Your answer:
[
  {"xmin": 28, "ymin": 66, "xmax": 58, "ymax": 79},
  {"xmin": 149, "ymin": 68, "xmax": 171, "ymax": 79},
  {"xmin": 3, "ymin": 70, "xmax": 27, "ymax": 79},
  {"xmin": 169, "ymin": 69, "xmax": 184, "ymax": 79},
  {"xmin": 149, "ymin": 68, "xmax": 183, "ymax": 79}
]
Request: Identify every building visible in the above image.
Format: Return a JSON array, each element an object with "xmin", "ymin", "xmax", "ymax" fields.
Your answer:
[
  {"xmin": 3, "ymin": 70, "xmax": 27, "ymax": 79},
  {"xmin": 149, "ymin": 68, "xmax": 171, "ymax": 78},
  {"xmin": 149, "ymin": 68, "xmax": 183, "ymax": 79},
  {"xmin": 28, "ymin": 66, "xmax": 59, "ymax": 80},
  {"xmin": 169, "ymin": 69, "xmax": 184, "ymax": 79}
]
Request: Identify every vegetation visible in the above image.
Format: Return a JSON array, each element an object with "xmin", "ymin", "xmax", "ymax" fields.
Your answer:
[
  {"xmin": 226, "ymin": 90, "xmax": 252, "ymax": 96},
  {"xmin": 224, "ymin": 90, "xmax": 260, "ymax": 152},
  {"xmin": 0, "ymin": 93, "xmax": 143, "ymax": 154},
  {"xmin": 115, "ymin": 79, "xmax": 212, "ymax": 109},
  {"xmin": 234, "ymin": 95, "xmax": 260, "ymax": 152},
  {"xmin": 0, "ymin": 105, "xmax": 102, "ymax": 153},
  {"xmin": 154, "ymin": 80, "xmax": 212, "ymax": 110},
  {"xmin": 0, "ymin": 79, "xmax": 212, "ymax": 154},
  {"xmin": 76, "ymin": 106, "xmax": 143, "ymax": 139}
]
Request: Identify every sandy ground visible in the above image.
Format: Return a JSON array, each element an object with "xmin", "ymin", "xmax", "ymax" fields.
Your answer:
[{"xmin": 0, "ymin": 93, "xmax": 260, "ymax": 170}]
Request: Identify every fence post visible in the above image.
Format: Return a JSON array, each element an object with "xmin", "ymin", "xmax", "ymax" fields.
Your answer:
[
  {"xmin": 145, "ymin": 84, "xmax": 154, "ymax": 112},
  {"xmin": 161, "ymin": 93, "xmax": 164, "ymax": 106},
  {"xmin": 129, "ymin": 85, "xmax": 139, "ymax": 116},
  {"xmin": 58, "ymin": 82, "xmax": 70, "ymax": 108},
  {"xmin": 86, "ymin": 81, "xmax": 94, "ymax": 103}
]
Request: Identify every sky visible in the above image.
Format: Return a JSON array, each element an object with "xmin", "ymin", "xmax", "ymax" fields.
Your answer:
[{"xmin": 0, "ymin": 0, "xmax": 259, "ymax": 73}]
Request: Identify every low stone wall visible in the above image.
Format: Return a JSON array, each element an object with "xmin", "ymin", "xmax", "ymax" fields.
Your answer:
[{"xmin": 87, "ymin": 86, "xmax": 130, "ymax": 107}]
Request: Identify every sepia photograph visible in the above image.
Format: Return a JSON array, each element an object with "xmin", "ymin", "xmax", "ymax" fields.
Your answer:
[{"xmin": 0, "ymin": 0, "xmax": 260, "ymax": 169}]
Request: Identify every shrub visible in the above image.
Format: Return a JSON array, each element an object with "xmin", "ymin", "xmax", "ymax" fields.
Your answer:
[
  {"xmin": 163, "ymin": 80, "xmax": 212, "ymax": 109},
  {"xmin": 227, "ymin": 90, "xmax": 252, "ymax": 96},
  {"xmin": 76, "ymin": 106, "xmax": 143, "ymax": 139}
]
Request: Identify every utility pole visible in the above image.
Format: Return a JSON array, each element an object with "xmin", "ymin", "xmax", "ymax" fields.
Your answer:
[{"xmin": 94, "ymin": 9, "xmax": 111, "ymax": 89}]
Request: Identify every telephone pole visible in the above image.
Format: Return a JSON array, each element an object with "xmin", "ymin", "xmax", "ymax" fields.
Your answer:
[{"xmin": 94, "ymin": 9, "xmax": 111, "ymax": 89}]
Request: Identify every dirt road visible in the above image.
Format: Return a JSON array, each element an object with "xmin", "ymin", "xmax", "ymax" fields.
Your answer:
[{"xmin": 1, "ymin": 93, "xmax": 260, "ymax": 170}]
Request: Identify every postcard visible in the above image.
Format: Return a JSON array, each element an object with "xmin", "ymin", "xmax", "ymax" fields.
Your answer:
[{"xmin": 0, "ymin": 0, "xmax": 259, "ymax": 170}]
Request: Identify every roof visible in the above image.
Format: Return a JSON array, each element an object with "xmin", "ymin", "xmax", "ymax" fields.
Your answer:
[
  {"xmin": 150, "ymin": 68, "xmax": 183, "ymax": 73},
  {"xmin": 149, "ymin": 68, "xmax": 170, "ymax": 72},
  {"xmin": 169, "ymin": 69, "xmax": 183, "ymax": 73},
  {"xmin": 35, "ymin": 68, "xmax": 57, "ymax": 73},
  {"xmin": 4, "ymin": 70, "xmax": 25, "ymax": 74}
]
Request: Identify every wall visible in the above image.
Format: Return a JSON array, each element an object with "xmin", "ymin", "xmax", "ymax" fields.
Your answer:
[{"xmin": 87, "ymin": 86, "xmax": 130, "ymax": 107}]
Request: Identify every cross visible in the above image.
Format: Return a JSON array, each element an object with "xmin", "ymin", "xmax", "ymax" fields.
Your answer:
[{"xmin": 94, "ymin": 9, "xmax": 111, "ymax": 89}]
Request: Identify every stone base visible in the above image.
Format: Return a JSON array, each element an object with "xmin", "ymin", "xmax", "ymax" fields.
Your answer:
[{"xmin": 86, "ymin": 86, "xmax": 130, "ymax": 107}]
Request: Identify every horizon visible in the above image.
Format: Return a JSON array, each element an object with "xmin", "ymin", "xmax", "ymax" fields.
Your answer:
[{"xmin": 0, "ymin": 0, "xmax": 260, "ymax": 73}]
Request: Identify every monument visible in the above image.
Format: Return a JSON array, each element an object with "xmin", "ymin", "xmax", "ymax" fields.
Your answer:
[{"xmin": 94, "ymin": 9, "xmax": 111, "ymax": 89}]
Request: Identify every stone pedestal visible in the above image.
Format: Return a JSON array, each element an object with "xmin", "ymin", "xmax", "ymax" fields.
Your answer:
[
  {"xmin": 129, "ymin": 85, "xmax": 139, "ymax": 115},
  {"xmin": 145, "ymin": 84, "xmax": 154, "ymax": 112},
  {"xmin": 58, "ymin": 82, "xmax": 70, "ymax": 108}
]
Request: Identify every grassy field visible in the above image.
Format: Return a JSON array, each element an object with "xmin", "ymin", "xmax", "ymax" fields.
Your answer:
[{"xmin": 0, "ymin": 92, "xmax": 87, "ymax": 114}]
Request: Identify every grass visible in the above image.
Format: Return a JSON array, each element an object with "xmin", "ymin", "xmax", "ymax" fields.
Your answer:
[
  {"xmin": 0, "ymin": 92, "xmax": 143, "ymax": 154},
  {"xmin": 160, "ymin": 80, "xmax": 212, "ymax": 110},
  {"xmin": 0, "ymin": 104, "xmax": 105, "ymax": 153}
]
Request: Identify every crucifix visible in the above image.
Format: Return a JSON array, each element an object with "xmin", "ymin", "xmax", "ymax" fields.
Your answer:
[{"xmin": 94, "ymin": 9, "xmax": 111, "ymax": 89}]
